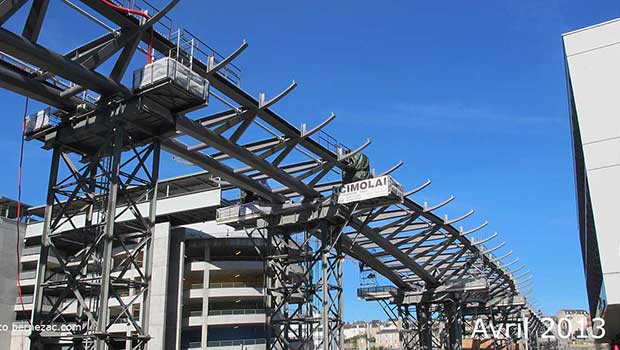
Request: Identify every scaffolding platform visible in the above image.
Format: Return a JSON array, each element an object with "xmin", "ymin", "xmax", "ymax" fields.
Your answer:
[
  {"xmin": 24, "ymin": 58, "xmax": 211, "ymax": 156},
  {"xmin": 133, "ymin": 57, "xmax": 209, "ymax": 112},
  {"xmin": 24, "ymin": 97, "xmax": 176, "ymax": 155},
  {"xmin": 216, "ymin": 200, "xmax": 349, "ymax": 230}
]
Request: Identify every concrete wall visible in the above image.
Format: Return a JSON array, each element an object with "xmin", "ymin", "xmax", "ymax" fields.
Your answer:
[{"xmin": 0, "ymin": 218, "xmax": 24, "ymax": 350}]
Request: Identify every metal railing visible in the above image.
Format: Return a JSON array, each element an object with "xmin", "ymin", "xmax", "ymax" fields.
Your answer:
[
  {"xmin": 187, "ymin": 341, "xmax": 202, "ymax": 349},
  {"xmin": 356, "ymin": 285, "xmax": 398, "ymax": 298},
  {"xmin": 314, "ymin": 129, "xmax": 351, "ymax": 156},
  {"xmin": 209, "ymin": 282, "xmax": 263, "ymax": 289},
  {"xmin": 208, "ymin": 308, "xmax": 264, "ymax": 316},
  {"xmin": 115, "ymin": 3, "xmax": 243, "ymax": 86},
  {"xmin": 206, "ymin": 338, "xmax": 267, "ymax": 348},
  {"xmin": 209, "ymin": 256, "xmax": 262, "ymax": 262},
  {"xmin": 168, "ymin": 28, "xmax": 242, "ymax": 86},
  {"xmin": 215, "ymin": 202, "xmax": 266, "ymax": 224},
  {"xmin": 16, "ymin": 295, "xmax": 34, "ymax": 304},
  {"xmin": 21, "ymin": 246, "xmax": 41, "ymax": 256},
  {"xmin": 19, "ymin": 270, "xmax": 37, "ymax": 280}
]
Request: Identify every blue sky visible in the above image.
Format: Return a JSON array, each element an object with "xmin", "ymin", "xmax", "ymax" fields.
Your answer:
[{"xmin": 0, "ymin": 0, "xmax": 617, "ymax": 321}]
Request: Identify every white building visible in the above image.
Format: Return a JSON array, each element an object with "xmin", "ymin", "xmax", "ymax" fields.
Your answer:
[{"xmin": 563, "ymin": 18, "xmax": 620, "ymax": 346}]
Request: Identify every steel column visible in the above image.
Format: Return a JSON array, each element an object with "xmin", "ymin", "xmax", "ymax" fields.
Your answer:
[
  {"xmin": 95, "ymin": 127, "xmax": 123, "ymax": 350},
  {"xmin": 30, "ymin": 146, "xmax": 61, "ymax": 350},
  {"xmin": 417, "ymin": 304, "xmax": 433, "ymax": 350},
  {"xmin": 446, "ymin": 301, "xmax": 463, "ymax": 350},
  {"xmin": 398, "ymin": 305, "xmax": 419, "ymax": 350},
  {"xmin": 29, "ymin": 123, "xmax": 161, "ymax": 349},
  {"xmin": 138, "ymin": 141, "xmax": 160, "ymax": 348}
]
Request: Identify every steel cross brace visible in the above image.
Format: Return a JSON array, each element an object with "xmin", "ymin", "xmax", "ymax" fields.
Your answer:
[{"xmin": 30, "ymin": 125, "xmax": 160, "ymax": 350}]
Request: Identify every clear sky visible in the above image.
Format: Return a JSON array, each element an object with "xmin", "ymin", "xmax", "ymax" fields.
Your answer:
[{"xmin": 0, "ymin": 0, "xmax": 617, "ymax": 322}]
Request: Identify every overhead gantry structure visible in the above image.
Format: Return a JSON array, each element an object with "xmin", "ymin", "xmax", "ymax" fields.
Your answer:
[{"xmin": 0, "ymin": 1, "xmax": 542, "ymax": 350}]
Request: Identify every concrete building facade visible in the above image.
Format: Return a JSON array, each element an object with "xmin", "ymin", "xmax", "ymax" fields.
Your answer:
[
  {"xmin": 9, "ymin": 173, "xmax": 271, "ymax": 350},
  {"xmin": 563, "ymin": 19, "xmax": 620, "ymax": 345},
  {"xmin": 0, "ymin": 198, "xmax": 26, "ymax": 350}
]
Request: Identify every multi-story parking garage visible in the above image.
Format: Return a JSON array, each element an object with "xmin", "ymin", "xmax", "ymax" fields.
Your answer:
[{"xmin": 11, "ymin": 172, "xmax": 276, "ymax": 350}]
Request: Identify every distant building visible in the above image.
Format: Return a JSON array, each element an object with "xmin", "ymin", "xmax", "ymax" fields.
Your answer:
[
  {"xmin": 343, "ymin": 320, "xmax": 399, "ymax": 350},
  {"xmin": 563, "ymin": 19, "xmax": 620, "ymax": 346},
  {"xmin": 374, "ymin": 325, "xmax": 399, "ymax": 350},
  {"xmin": 344, "ymin": 334, "xmax": 368, "ymax": 350},
  {"xmin": 556, "ymin": 309, "xmax": 590, "ymax": 339},
  {"xmin": 540, "ymin": 310, "xmax": 595, "ymax": 350}
]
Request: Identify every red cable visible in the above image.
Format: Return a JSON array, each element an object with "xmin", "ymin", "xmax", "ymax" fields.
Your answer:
[
  {"xmin": 16, "ymin": 97, "xmax": 29, "ymax": 322},
  {"xmin": 100, "ymin": 0, "xmax": 154, "ymax": 64},
  {"xmin": 147, "ymin": 31, "xmax": 154, "ymax": 64}
]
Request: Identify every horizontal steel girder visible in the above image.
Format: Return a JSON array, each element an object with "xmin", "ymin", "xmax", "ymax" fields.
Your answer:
[
  {"xmin": 0, "ymin": 61, "xmax": 83, "ymax": 110},
  {"xmin": 0, "ymin": 26, "xmax": 127, "ymax": 96}
]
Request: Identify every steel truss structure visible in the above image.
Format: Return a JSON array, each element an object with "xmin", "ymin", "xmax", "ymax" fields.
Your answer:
[
  {"xmin": 0, "ymin": 1, "xmax": 541, "ymax": 350},
  {"xmin": 31, "ymin": 127, "xmax": 160, "ymax": 349},
  {"xmin": 245, "ymin": 218, "xmax": 345, "ymax": 350}
]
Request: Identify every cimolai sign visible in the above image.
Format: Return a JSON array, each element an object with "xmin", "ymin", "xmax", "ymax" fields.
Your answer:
[{"xmin": 336, "ymin": 175, "xmax": 403, "ymax": 205}]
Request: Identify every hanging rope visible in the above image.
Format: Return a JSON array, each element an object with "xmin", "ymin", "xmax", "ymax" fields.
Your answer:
[{"xmin": 16, "ymin": 96, "xmax": 29, "ymax": 323}]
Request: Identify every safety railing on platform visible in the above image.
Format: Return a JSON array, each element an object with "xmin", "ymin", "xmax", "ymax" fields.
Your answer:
[
  {"xmin": 216, "ymin": 202, "xmax": 268, "ymax": 225},
  {"xmin": 357, "ymin": 285, "xmax": 398, "ymax": 298},
  {"xmin": 107, "ymin": 1, "xmax": 241, "ymax": 87},
  {"xmin": 168, "ymin": 28, "xmax": 242, "ymax": 86},
  {"xmin": 314, "ymin": 129, "xmax": 351, "ymax": 156}
]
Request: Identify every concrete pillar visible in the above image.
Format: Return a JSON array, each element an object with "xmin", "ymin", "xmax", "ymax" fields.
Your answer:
[
  {"xmin": 0, "ymin": 219, "xmax": 24, "ymax": 350},
  {"xmin": 174, "ymin": 239, "xmax": 186, "ymax": 350},
  {"xmin": 201, "ymin": 244, "xmax": 210, "ymax": 350},
  {"xmin": 146, "ymin": 222, "xmax": 171, "ymax": 350},
  {"xmin": 164, "ymin": 230, "xmax": 185, "ymax": 350}
]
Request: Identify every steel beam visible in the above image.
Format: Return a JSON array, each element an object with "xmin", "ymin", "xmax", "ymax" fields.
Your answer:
[
  {"xmin": 161, "ymin": 138, "xmax": 285, "ymax": 203},
  {"xmin": 0, "ymin": 0, "xmax": 27, "ymax": 24},
  {"xmin": 0, "ymin": 61, "xmax": 82, "ymax": 110},
  {"xmin": 176, "ymin": 116, "xmax": 320, "ymax": 199},
  {"xmin": 95, "ymin": 128, "xmax": 123, "ymax": 350},
  {"xmin": 22, "ymin": 0, "xmax": 49, "ymax": 42},
  {"xmin": 0, "ymin": 26, "xmax": 127, "ymax": 96},
  {"xmin": 349, "ymin": 216, "xmax": 438, "ymax": 285}
]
